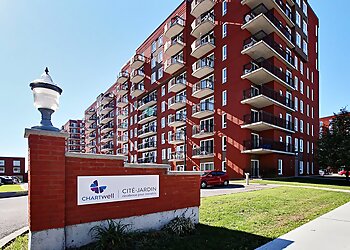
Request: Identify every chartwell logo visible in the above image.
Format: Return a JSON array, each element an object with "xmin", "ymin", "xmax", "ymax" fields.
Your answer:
[{"xmin": 90, "ymin": 180, "xmax": 107, "ymax": 194}]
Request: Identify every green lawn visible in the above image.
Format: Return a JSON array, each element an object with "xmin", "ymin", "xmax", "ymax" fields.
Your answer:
[
  {"xmin": 0, "ymin": 185, "xmax": 24, "ymax": 192},
  {"xmin": 6, "ymin": 187, "xmax": 350, "ymax": 250},
  {"xmin": 3, "ymin": 234, "xmax": 28, "ymax": 250},
  {"xmin": 232, "ymin": 177, "xmax": 350, "ymax": 191}
]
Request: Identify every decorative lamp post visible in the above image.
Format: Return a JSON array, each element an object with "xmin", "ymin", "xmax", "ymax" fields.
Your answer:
[{"xmin": 30, "ymin": 67, "xmax": 63, "ymax": 131}]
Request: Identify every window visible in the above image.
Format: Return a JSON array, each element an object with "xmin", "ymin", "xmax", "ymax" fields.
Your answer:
[
  {"xmin": 161, "ymin": 85, "xmax": 166, "ymax": 96},
  {"xmin": 300, "ymin": 81, "xmax": 304, "ymax": 94},
  {"xmin": 296, "ymin": 12, "xmax": 301, "ymax": 27},
  {"xmin": 167, "ymin": 148, "xmax": 172, "ymax": 159},
  {"xmin": 295, "ymin": 138, "xmax": 299, "ymax": 152},
  {"xmin": 307, "ymin": 141, "xmax": 310, "ymax": 154},
  {"xmin": 294, "ymin": 117, "xmax": 298, "ymax": 131},
  {"xmin": 307, "ymin": 104, "xmax": 310, "ymax": 116},
  {"xmin": 134, "ymin": 114, "xmax": 137, "ymax": 123},
  {"xmin": 222, "ymin": 68, "xmax": 227, "ymax": 83},
  {"xmin": 299, "ymin": 161, "xmax": 304, "ymax": 174},
  {"xmin": 130, "ymin": 130, "xmax": 133, "ymax": 139},
  {"xmin": 307, "ymin": 122, "xmax": 310, "ymax": 135},
  {"xmin": 278, "ymin": 159, "xmax": 283, "ymax": 175},
  {"xmin": 307, "ymin": 86, "xmax": 310, "ymax": 98},
  {"xmin": 161, "ymin": 117, "xmax": 165, "ymax": 128},
  {"xmin": 222, "ymin": 0, "xmax": 227, "ymax": 16},
  {"xmin": 222, "ymin": 136, "xmax": 227, "ymax": 151},
  {"xmin": 300, "ymin": 139, "xmax": 304, "ymax": 152},
  {"xmin": 294, "ymin": 76, "xmax": 298, "ymax": 90},
  {"xmin": 0, "ymin": 167, "xmax": 4, "ymax": 173},
  {"xmin": 303, "ymin": 20, "xmax": 308, "ymax": 36},
  {"xmin": 161, "ymin": 133, "xmax": 165, "ymax": 144},
  {"xmin": 294, "ymin": 56, "xmax": 298, "ymax": 70},
  {"xmin": 311, "ymin": 89, "xmax": 314, "ymax": 101},
  {"xmin": 312, "ymin": 107, "xmax": 314, "ymax": 118},
  {"xmin": 222, "ymin": 113, "xmax": 227, "ymax": 128},
  {"xmin": 294, "ymin": 97, "xmax": 298, "ymax": 111},
  {"xmin": 222, "ymin": 45, "xmax": 227, "ymax": 60},
  {"xmin": 300, "ymin": 100, "xmax": 304, "ymax": 113},
  {"xmin": 13, "ymin": 167, "xmax": 21, "ymax": 174},
  {"xmin": 200, "ymin": 162, "xmax": 214, "ymax": 171},
  {"xmin": 162, "ymin": 149, "xmax": 166, "ymax": 160},
  {"xmin": 158, "ymin": 35, "xmax": 163, "ymax": 47},
  {"xmin": 303, "ymin": 40, "xmax": 308, "ymax": 55},
  {"xmin": 151, "ymin": 41, "xmax": 157, "ymax": 53},
  {"xmin": 222, "ymin": 160, "xmax": 227, "ymax": 172},
  {"xmin": 296, "ymin": 0, "xmax": 300, "ymax": 6},
  {"xmin": 222, "ymin": 90, "xmax": 227, "ymax": 106},
  {"xmin": 300, "ymin": 61, "xmax": 304, "ymax": 74},
  {"xmin": 158, "ymin": 67, "xmax": 163, "ymax": 79},
  {"xmin": 151, "ymin": 72, "xmax": 156, "ymax": 84},
  {"xmin": 151, "ymin": 57, "xmax": 156, "ymax": 68},
  {"xmin": 0, "ymin": 160, "xmax": 4, "ymax": 166},
  {"xmin": 161, "ymin": 101, "xmax": 166, "ymax": 112},
  {"xmin": 222, "ymin": 22, "xmax": 227, "ymax": 38},
  {"xmin": 296, "ymin": 32, "xmax": 301, "ymax": 48},
  {"xmin": 303, "ymin": 1, "xmax": 308, "ymax": 16},
  {"xmin": 300, "ymin": 120, "xmax": 304, "ymax": 133},
  {"xmin": 312, "ymin": 162, "xmax": 314, "ymax": 174},
  {"xmin": 158, "ymin": 51, "xmax": 163, "ymax": 63},
  {"xmin": 13, "ymin": 160, "xmax": 20, "ymax": 166}
]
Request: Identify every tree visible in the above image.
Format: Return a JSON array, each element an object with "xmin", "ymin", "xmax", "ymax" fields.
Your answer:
[{"xmin": 317, "ymin": 108, "xmax": 350, "ymax": 181}]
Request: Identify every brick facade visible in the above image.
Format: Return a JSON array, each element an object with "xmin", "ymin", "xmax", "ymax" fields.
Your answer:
[{"xmin": 0, "ymin": 156, "xmax": 25, "ymax": 181}]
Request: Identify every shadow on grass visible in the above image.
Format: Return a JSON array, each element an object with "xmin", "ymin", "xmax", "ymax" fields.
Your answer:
[
  {"xmin": 78, "ymin": 224, "xmax": 276, "ymax": 250},
  {"xmin": 266, "ymin": 177, "xmax": 350, "ymax": 187}
]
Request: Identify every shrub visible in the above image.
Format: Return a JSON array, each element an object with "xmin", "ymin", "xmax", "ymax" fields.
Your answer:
[
  {"xmin": 89, "ymin": 220, "xmax": 130, "ymax": 249},
  {"xmin": 162, "ymin": 216, "xmax": 195, "ymax": 236}
]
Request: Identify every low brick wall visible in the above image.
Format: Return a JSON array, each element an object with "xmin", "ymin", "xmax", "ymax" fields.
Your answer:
[{"xmin": 25, "ymin": 129, "xmax": 201, "ymax": 250}]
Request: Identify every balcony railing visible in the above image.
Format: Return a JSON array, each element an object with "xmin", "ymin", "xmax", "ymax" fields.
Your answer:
[
  {"xmin": 192, "ymin": 56, "xmax": 214, "ymax": 78},
  {"xmin": 130, "ymin": 82, "xmax": 145, "ymax": 97},
  {"xmin": 164, "ymin": 36, "xmax": 184, "ymax": 56},
  {"xmin": 192, "ymin": 146, "xmax": 214, "ymax": 158},
  {"xmin": 243, "ymin": 4, "xmax": 293, "ymax": 44},
  {"xmin": 138, "ymin": 125, "xmax": 157, "ymax": 137},
  {"xmin": 243, "ymin": 111, "xmax": 294, "ymax": 131},
  {"xmin": 243, "ymin": 31, "xmax": 294, "ymax": 66},
  {"xmin": 164, "ymin": 16, "xmax": 185, "ymax": 38},
  {"xmin": 139, "ymin": 108, "xmax": 157, "ymax": 124},
  {"xmin": 169, "ymin": 95, "xmax": 186, "ymax": 110},
  {"xmin": 191, "ymin": 12, "xmax": 215, "ymax": 38},
  {"xmin": 164, "ymin": 54, "xmax": 185, "ymax": 74},
  {"xmin": 169, "ymin": 152, "xmax": 185, "ymax": 161},
  {"xmin": 117, "ymin": 71, "xmax": 129, "ymax": 84},
  {"xmin": 192, "ymin": 124, "xmax": 214, "ymax": 138},
  {"xmin": 116, "ymin": 83, "xmax": 129, "ymax": 95},
  {"xmin": 243, "ymin": 138, "xmax": 294, "ymax": 153},
  {"xmin": 138, "ymin": 92, "xmax": 157, "ymax": 110},
  {"xmin": 138, "ymin": 141, "xmax": 157, "ymax": 151},
  {"xmin": 117, "ymin": 148, "xmax": 128, "ymax": 155},
  {"xmin": 192, "ymin": 78, "xmax": 214, "ymax": 98},
  {"xmin": 130, "ymin": 69, "xmax": 145, "ymax": 83},
  {"xmin": 102, "ymin": 144, "xmax": 114, "ymax": 150},
  {"xmin": 192, "ymin": 102, "xmax": 214, "ymax": 116},
  {"xmin": 130, "ymin": 54, "xmax": 145, "ymax": 69},
  {"xmin": 116, "ymin": 109, "xmax": 128, "ymax": 118},
  {"xmin": 117, "ymin": 123, "xmax": 128, "ymax": 130},
  {"xmin": 243, "ymin": 58, "xmax": 294, "ymax": 88},
  {"xmin": 191, "ymin": 0, "xmax": 215, "ymax": 18},
  {"xmin": 243, "ymin": 85, "xmax": 294, "ymax": 109},
  {"xmin": 191, "ymin": 34, "xmax": 215, "ymax": 58},
  {"xmin": 169, "ymin": 132, "xmax": 185, "ymax": 144},
  {"xmin": 138, "ymin": 156, "xmax": 156, "ymax": 164},
  {"xmin": 168, "ymin": 113, "xmax": 186, "ymax": 127},
  {"xmin": 168, "ymin": 76, "xmax": 187, "ymax": 93}
]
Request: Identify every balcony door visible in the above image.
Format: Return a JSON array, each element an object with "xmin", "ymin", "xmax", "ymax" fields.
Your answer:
[
  {"xmin": 251, "ymin": 85, "xmax": 259, "ymax": 97},
  {"xmin": 251, "ymin": 133, "xmax": 260, "ymax": 149},
  {"xmin": 200, "ymin": 118, "xmax": 214, "ymax": 132},
  {"xmin": 286, "ymin": 135, "xmax": 292, "ymax": 152},
  {"xmin": 251, "ymin": 160, "xmax": 260, "ymax": 178},
  {"xmin": 251, "ymin": 109, "xmax": 260, "ymax": 123}
]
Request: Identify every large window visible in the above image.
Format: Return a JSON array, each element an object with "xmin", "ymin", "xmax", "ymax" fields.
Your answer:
[
  {"xmin": 222, "ymin": 22, "xmax": 227, "ymax": 38},
  {"xmin": 13, "ymin": 167, "xmax": 21, "ymax": 174},
  {"xmin": 278, "ymin": 159, "xmax": 283, "ymax": 175},
  {"xmin": 222, "ymin": 0, "xmax": 227, "ymax": 16},
  {"xmin": 222, "ymin": 90, "xmax": 227, "ymax": 106},
  {"xmin": 222, "ymin": 113, "xmax": 227, "ymax": 128},
  {"xmin": 200, "ymin": 162, "xmax": 214, "ymax": 171},
  {"xmin": 0, "ymin": 160, "xmax": 4, "ymax": 166},
  {"xmin": 0, "ymin": 167, "xmax": 4, "ymax": 173},
  {"xmin": 13, "ymin": 160, "xmax": 20, "ymax": 166},
  {"xmin": 222, "ymin": 45, "xmax": 227, "ymax": 61},
  {"xmin": 222, "ymin": 68, "xmax": 227, "ymax": 83}
]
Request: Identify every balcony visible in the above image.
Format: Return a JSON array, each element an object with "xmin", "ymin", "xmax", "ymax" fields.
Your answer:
[
  {"xmin": 168, "ymin": 113, "xmax": 186, "ymax": 127},
  {"xmin": 192, "ymin": 146, "xmax": 214, "ymax": 159},
  {"xmin": 242, "ymin": 58, "xmax": 295, "ymax": 90},
  {"xmin": 101, "ymin": 123, "xmax": 114, "ymax": 134},
  {"xmin": 116, "ymin": 71, "xmax": 129, "ymax": 84},
  {"xmin": 164, "ymin": 16, "xmax": 185, "ymax": 38},
  {"xmin": 101, "ymin": 144, "xmax": 114, "ymax": 153},
  {"xmin": 168, "ymin": 76, "xmax": 186, "ymax": 93},
  {"xmin": 100, "ymin": 104, "xmax": 114, "ymax": 115},
  {"xmin": 242, "ymin": 31, "xmax": 294, "ymax": 68},
  {"xmin": 117, "ymin": 122, "xmax": 128, "ymax": 132},
  {"xmin": 164, "ymin": 36, "xmax": 184, "ymax": 57},
  {"xmin": 192, "ymin": 79, "xmax": 214, "ymax": 98},
  {"xmin": 100, "ymin": 113, "xmax": 114, "ymax": 125},
  {"xmin": 191, "ymin": 12, "xmax": 215, "ymax": 38},
  {"xmin": 116, "ymin": 83, "xmax": 129, "ymax": 96},
  {"xmin": 191, "ymin": 34, "xmax": 215, "ymax": 59},
  {"xmin": 242, "ymin": 4, "xmax": 294, "ymax": 48},
  {"xmin": 241, "ymin": 0, "xmax": 294, "ymax": 27},
  {"xmin": 85, "ymin": 115, "xmax": 97, "ymax": 125},
  {"xmin": 138, "ymin": 93, "xmax": 157, "ymax": 111},
  {"xmin": 139, "ymin": 108, "xmax": 157, "ymax": 125},
  {"xmin": 130, "ymin": 54, "xmax": 145, "ymax": 69},
  {"xmin": 86, "ymin": 123, "xmax": 97, "ymax": 132},
  {"xmin": 116, "ymin": 109, "xmax": 128, "ymax": 120},
  {"xmin": 138, "ymin": 156, "xmax": 156, "ymax": 164},
  {"xmin": 192, "ymin": 124, "xmax": 214, "ymax": 139},
  {"xmin": 191, "ymin": 0, "xmax": 215, "ymax": 18},
  {"xmin": 242, "ymin": 138, "xmax": 295, "ymax": 155},
  {"xmin": 130, "ymin": 69, "xmax": 145, "ymax": 83},
  {"xmin": 130, "ymin": 83, "xmax": 145, "ymax": 98},
  {"xmin": 116, "ymin": 97, "xmax": 128, "ymax": 108},
  {"xmin": 169, "ymin": 95, "xmax": 186, "ymax": 110},
  {"xmin": 87, "ymin": 133, "xmax": 96, "ymax": 142},
  {"xmin": 169, "ymin": 132, "xmax": 185, "ymax": 145},
  {"xmin": 117, "ymin": 148, "xmax": 128, "ymax": 156},
  {"xmin": 192, "ymin": 56, "xmax": 214, "ymax": 79},
  {"xmin": 164, "ymin": 55, "xmax": 185, "ymax": 75},
  {"xmin": 242, "ymin": 85, "xmax": 294, "ymax": 111},
  {"xmin": 242, "ymin": 111, "xmax": 294, "ymax": 133},
  {"xmin": 116, "ymin": 135, "xmax": 128, "ymax": 144},
  {"xmin": 168, "ymin": 152, "xmax": 185, "ymax": 162},
  {"xmin": 138, "ymin": 141, "xmax": 157, "ymax": 153},
  {"xmin": 101, "ymin": 133, "xmax": 113, "ymax": 144},
  {"xmin": 192, "ymin": 102, "xmax": 214, "ymax": 119},
  {"xmin": 138, "ymin": 125, "xmax": 157, "ymax": 139},
  {"xmin": 101, "ymin": 93, "xmax": 114, "ymax": 105}
]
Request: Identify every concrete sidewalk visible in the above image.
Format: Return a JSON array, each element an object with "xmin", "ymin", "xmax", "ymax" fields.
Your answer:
[{"xmin": 257, "ymin": 201, "xmax": 350, "ymax": 250}]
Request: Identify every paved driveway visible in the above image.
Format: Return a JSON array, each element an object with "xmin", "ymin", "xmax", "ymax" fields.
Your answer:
[
  {"xmin": 200, "ymin": 184, "xmax": 277, "ymax": 198},
  {"xmin": 0, "ymin": 196, "xmax": 28, "ymax": 239}
]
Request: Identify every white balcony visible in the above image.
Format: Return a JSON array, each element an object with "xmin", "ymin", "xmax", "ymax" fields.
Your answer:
[
  {"xmin": 130, "ymin": 83, "xmax": 145, "ymax": 98},
  {"xmin": 168, "ymin": 114, "xmax": 186, "ymax": 128},
  {"xmin": 138, "ymin": 127, "xmax": 157, "ymax": 139},
  {"xmin": 168, "ymin": 96, "xmax": 186, "ymax": 110},
  {"xmin": 168, "ymin": 77, "xmax": 186, "ymax": 93},
  {"xmin": 116, "ymin": 98, "xmax": 128, "ymax": 108},
  {"xmin": 192, "ymin": 126, "xmax": 214, "ymax": 139},
  {"xmin": 192, "ymin": 57, "xmax": 214, "ymax": 79},
  {"xmin": 116, "ymin": 71, "xmax": 129, "ymax": 84},
  {"xmin": 138, "ymin": 141, "xmax": 157, "ymax": 153},
  {"xmin": 168, "ymin": 152, "xmax": 185, "ymax": 162},
  {"xmin": 116, "ymin": 83, "xmax": 129, "ymax": 96},
  {"xmin": 164, "ymin": 37, "xmax": 184, "ymax": 57},
  {"xmin": 130, "ymin": 70, "xmax": 145, "ymax": 83},
  {"xmin": 192, "ymin": 79, "xmax": 214, "ymax": 99},
  {"xmin": 101, "ymin": 94, "xmax": 113, "ymax": 105},
  {"xmin": 164, "ymin": 16, "xmax": 185, "ymax": 38},
  {"xmin": 191, "ymin": 36, "xmax": 215, "ymax": 59},
  {"xmin": 164, "ymin": 57, "xmax": 185, "ymax": 75},
  {"xmin": 130, "ymin": 54, "xmax": 145, "ymax": 69},
  {"xmin": 100, "ymin": 115, "xmax": 114, "ymax": 125},
  {"xmin": 117, "ymin": 123, "xmax": 128, "ymax": 132},
  {"xmin": 138, "ymin": 98, "xmax": 157, "ymax": 111},
  {"xmin": 101, "ymin": 125, "xmax": 113, "ymax": 134},
  {"xmin": 191, "ymin": 13, "xmax": 215, "ymax": 38},
  {"xmin": 192, "ymin": 148, "xmax": 214, "ymax": 159},
  {"xmin": 169, "ymin": 133, "xmax": 185, "ymax": 145},
  {"xmin": 191, "ymin": 0, "xmax": 215, "ymax": 18},
  {"xmin": 100, "ymin": 105, "xmax": 114, "ymax": 116},
  {"xmin": 116, "ymin": 136, "xmax": 128, "ymax": 144},
  {"xmin": 117, "ymin": 148, "xmax": 128, "ymax": 156},
  {"xmin": 138, "ymin": 112, "xmax": 157, "ymax": 125},
  {"xmin": 192, "ymin": 102, "xmax": 214, "ymax": 119}
]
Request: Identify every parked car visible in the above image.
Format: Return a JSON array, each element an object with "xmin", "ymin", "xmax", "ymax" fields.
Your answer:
[
  {"xmin": 0, "ymin": 176, "xmax": 14, "ymax": 184},
  {"xmin": 200, "ymin": 171, "xmax": 229, "ymax": 188},
  {"xmin": 11, "ymin": 176, "xmax": 21, "ymax": 184},
  {"xmin": 338, "ymin": 170, "xmax": 348, "ymax": 176}
]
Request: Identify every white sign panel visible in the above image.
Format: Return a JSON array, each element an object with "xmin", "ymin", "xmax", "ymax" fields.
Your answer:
[{"xmin": 77, "ymin": 175, "xmax": 159, "ymax": 206}]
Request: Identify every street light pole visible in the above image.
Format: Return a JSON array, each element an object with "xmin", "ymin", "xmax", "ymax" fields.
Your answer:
[{"xmin": 182, "ymin": 128, "xmax": 187, "ymax": 171}]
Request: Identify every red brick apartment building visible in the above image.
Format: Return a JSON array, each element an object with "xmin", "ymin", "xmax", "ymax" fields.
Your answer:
[
  {"xmin": 0, "ymin": 157, "xmax": 25, "ymax": 181},
  {"xmin": 319, "ymin": 113, "xmax": 350, "ymax": 134},
  {"xmin": 83, "ymin": 0, "xmax": 319, "ymax": 178},
  {"xmin": 61, "ymin": 120, "xmax": 86, "ymax": 153}
]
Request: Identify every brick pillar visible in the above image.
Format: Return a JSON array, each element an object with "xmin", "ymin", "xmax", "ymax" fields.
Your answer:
[{"xmin": 25, "ymin": 128, "xmax": 68, "ymax": 250}]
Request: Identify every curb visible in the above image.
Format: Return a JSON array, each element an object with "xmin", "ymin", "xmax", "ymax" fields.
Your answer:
[
  {"xmin": 0, "ymin": 226, "xmax": 29, "ymax": 248},
  {"xmin": 0, "ymin": 191, "xmax": 28, "ymax": 199}
]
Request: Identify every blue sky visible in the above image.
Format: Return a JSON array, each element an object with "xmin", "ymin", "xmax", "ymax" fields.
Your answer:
[{"xmin": 0, "ymin": 0, "xmax": 348, "ymax": 159}]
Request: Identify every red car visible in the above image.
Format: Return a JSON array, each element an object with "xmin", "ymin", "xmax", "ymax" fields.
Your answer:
[
  {"xmin": 338, "ymin": 170, "xmax": 349, "ymax": 176},
  {"xmin": 200, "ymin": 171, "xmax": 229, "ymax": 188}
]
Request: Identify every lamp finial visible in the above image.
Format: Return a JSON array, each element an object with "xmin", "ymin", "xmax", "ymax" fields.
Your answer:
[{"xmin": 45, "ymin": 67, "xmax": 49, "ymax": 74}]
